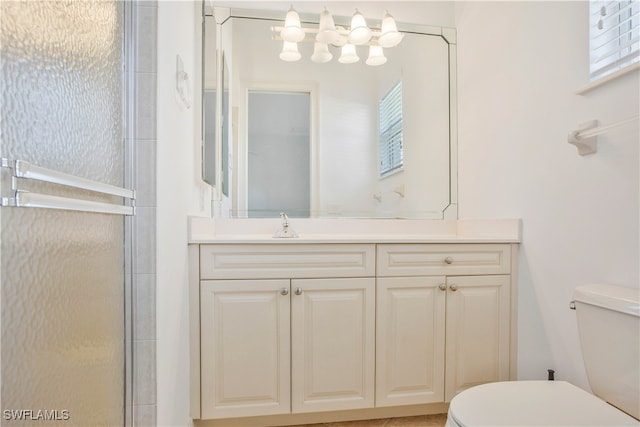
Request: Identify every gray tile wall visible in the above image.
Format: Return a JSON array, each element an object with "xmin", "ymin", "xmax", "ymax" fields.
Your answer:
[{"xmin": 130, "ymin": 1, "xmax": 158, "ymax": 426}]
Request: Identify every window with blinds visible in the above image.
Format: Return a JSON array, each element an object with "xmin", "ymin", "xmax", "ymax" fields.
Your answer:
[
  {"xmin": 589, "ymin": 0, "xmax": 639, "ymax": 81},
  {"xmin": 379, "ymin": 80, "xmax": 403, "ymax": 177}
]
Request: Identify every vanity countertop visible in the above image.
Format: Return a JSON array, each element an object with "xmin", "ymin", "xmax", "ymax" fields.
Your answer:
[{"xmin": 188, "ymin": 217, "xmax": 522, "ymax": 244}]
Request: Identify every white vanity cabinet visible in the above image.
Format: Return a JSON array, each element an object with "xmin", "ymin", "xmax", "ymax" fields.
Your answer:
[
  {"xmin": 376, "ymin": 244, "xmax": 514, "ymax": 406},
  {"xmin": 194, "ymin": 244, "xmax": 376, "ymax": 420},
  {"xmin": 190, "ymin": 239, "xmax": 518, "ymax": 424},
  {"xmin": 375, "ymin": 275, "xmax": 447, "ymax": 406},
  {"xmin": 443, "ymin": 274, "xmax": 511, "ymax": 401},
  {"xmin": 290, "ymin": 277, "xmax": 375, "ymax": 414},
  {"xmin": 200, "ymin": 279, "xmax": 291, "ymax": 419}
]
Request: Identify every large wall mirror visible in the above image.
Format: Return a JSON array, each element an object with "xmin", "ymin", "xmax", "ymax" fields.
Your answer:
[{"xmin": 202, "ymin": 4, "xmax": 457, "ymax": 219}]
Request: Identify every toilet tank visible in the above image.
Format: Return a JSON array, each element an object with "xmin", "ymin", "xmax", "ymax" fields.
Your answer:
[{"xmin": 573, "ymin": 284, "xmax": 640, "ymax": 420}]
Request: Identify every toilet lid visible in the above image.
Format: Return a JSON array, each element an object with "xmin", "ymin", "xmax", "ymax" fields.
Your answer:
[{"xmin": 448, "ymin": 381, "xmax": 640, "ymax": 427}]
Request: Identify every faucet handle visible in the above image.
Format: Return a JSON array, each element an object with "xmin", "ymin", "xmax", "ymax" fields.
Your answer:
[
  {"xmin": 280, "ymin": 212, "xmax": 289, "ymax": 225},
  {"xmin": 273, "ymin": 212, "xmax": 298, "ymax": 238}
]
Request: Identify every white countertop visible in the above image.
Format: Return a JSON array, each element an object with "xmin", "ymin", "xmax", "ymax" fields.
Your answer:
[{"xmin": 188, "ymin": 217, "xmax": 522, "ymax": 244}]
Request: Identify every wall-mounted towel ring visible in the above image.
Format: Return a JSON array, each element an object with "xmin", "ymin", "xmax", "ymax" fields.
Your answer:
[{"xmin": 176, "ymin": 54, "xmax": 191, "ymax": 109}]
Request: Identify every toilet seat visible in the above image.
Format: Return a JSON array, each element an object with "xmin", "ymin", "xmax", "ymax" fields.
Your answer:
[{"xmin": 447, "ymin": 381, "xmax": 640, "ymax": 426}]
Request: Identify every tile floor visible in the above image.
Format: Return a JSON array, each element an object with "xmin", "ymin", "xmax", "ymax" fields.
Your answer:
[{"xmin": 291, "ymin": 413, "xmax": 448, "ymax": 427}]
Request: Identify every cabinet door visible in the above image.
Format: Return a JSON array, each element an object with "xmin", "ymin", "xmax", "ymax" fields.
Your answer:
[
  {"xmin": 445, "ymin": 275, "xmax": 510, "ymax": 401},
  {"xmin": 291, "ymin": 278, "xmax": 375, "ymax": 413},
  {"xmin": 376, "ymin": 276, "xmax": 446, "ymax": 407},
  {"xmin": 200, "ymin": 279, "xmax": 291, "ymax": 419}
]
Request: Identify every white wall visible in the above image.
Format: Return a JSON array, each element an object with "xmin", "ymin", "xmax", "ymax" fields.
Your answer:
[
  {"xmin": 455, "ymin": 1, "xmax": 639, "ymax": 389},
  {"xmin": 157, "ymin": 2, "xmax": 208, "ymax": 426}
]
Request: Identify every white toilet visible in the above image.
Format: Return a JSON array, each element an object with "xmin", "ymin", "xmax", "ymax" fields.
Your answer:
[{"xmin": 446, "ymin": 283, "xmax": 640, "ymax": 426}]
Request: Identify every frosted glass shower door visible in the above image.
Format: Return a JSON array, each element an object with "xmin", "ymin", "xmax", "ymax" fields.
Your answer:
[{"xmin": 1, "ymin": 1, "xmax": 127, "ymax": 425}]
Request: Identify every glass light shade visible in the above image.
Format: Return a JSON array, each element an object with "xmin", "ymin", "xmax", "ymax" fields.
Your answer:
[
  {"xmin": 281, "ymin": 6, "xmax": 305, "ymax": 42},
  {"xmin": 348, "ymin": 9, "xmax": 372, "ymax": 45},
  {"xmin": 311, "ymin": 42, "xmax": 332, "ymax": 63},
  {"xmin": 279, "ymin": 41, "xmax": 301, "ymax": 61},
  {"xmin": 378, "ymin": 11, "xmax": 404, "ymax": 48},
  {"xmin": 338, "ymin": 43, "xmax": 359, "ymax": 64},
  {"xmin": 366, "ymin": 45, "xmax": 387, "ymax": 66},
  {"xmin": 316, "ymin": 8, "xmax": 340, "ymax": 44}
]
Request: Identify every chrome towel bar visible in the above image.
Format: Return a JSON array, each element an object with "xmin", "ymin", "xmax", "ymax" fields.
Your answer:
[{"xmin": 1, "ymin": 158, "xmax": 135, "ymax": 216}]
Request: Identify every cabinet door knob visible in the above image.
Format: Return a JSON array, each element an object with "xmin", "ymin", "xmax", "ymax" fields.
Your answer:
[
  {"xmin": 280, "ymin": 287, "xmax": 289, "ymax": 296},
  {"xmin": 294, "ymin": 287, "xmax": 303, "ymax": 295},
  {"xmin": 438, "ymin": 283, "xmax": 447, "ymax": 291},
  {"xmin": 449, "ymin": 284, "xmax": 458, "ymax": 291},
  {"xmin": 444, "ymin": 256, "xmax": 453, "ymax": 264}
]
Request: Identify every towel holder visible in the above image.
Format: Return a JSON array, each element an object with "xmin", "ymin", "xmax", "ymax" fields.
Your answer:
[{"xmin": 568, "ymin": 115, "xmax": 639, "ymax": 155}]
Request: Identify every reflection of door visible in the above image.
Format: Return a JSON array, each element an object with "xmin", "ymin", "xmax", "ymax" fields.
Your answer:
[{"xmin": 248, "ymin": 91, "xmax": 310, "ymax": 218}]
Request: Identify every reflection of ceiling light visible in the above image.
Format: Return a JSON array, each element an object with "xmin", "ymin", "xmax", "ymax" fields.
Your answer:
[
  {"xmin": 279, "ymin": 41, "xmax": 301, "ymax": 61},
  {"xmin": 311, "ymin": 42, "xmax": 333, "ymax": 63},
  {"xmin": 348, "ymin": 9, "xmax": 372, "ymax": 45},
  {"xmin": 280, "ymin": 6, "xmax": 305, "ymax": 42},
  {"xmin": 378, "ymin": 11, "xmax": 404, "ymax": 48},
  {"xmin": 316, "ymin": 8, "xmax": 339, "ymax": 44},
  {"xmin": 272, "ymin": 6, "xmax": 403, "ymax": 66},
  {"xmin": 366, "ymin": 45, "xmax": 387, "ymax": 66},
  {"xmin": 338, "ymin": 43, "xmax": 359, "ymax": 64}
]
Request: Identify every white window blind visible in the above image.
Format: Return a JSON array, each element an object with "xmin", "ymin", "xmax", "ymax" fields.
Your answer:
[
  {"xmin": 589, "ymin": 0, "xmax": 640, "ymax": 80},
  {"xmin": 379, "ymin": 80, "xmax": 403, "ymax": 177}
]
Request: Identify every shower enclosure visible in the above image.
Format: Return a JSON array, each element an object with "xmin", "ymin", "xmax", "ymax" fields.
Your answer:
[{"xmin": 1, "ymin": 1, "xmax": 134, "ymax": 425}]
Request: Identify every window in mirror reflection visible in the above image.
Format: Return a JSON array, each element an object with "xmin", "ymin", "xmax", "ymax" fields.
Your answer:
[
  {"xmin": 248, "ymin": 90, "xmax": 311, "ymax": 218},
  {"xmin": 379, "ymin": 80, "xmax": 404, "ymax": 177}
]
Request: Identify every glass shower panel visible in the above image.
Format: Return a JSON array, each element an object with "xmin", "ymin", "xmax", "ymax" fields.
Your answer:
[{"xmin": 1, "ymin": 1, "xmax": 125, "ymax": 425}]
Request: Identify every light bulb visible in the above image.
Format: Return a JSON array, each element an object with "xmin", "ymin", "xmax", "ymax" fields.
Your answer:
[
  {"xmin": 366, "ymin": 45, "xmax": 387, "ymax": 66},
  {"xmin": 338, "ymin": 43, "xmax": 359, "ymax": 64},
  {"xmin": 348, "ymin": 9, "xmax": 372, "ymax": 45},
  {"xmin": 311, "ymin": 42, "xmax": 332, "ymax": 63},
  {"xmin": 279, "ymin": 41, "xmax": 301, "ymax": 61},
  {"xmin": 281, "ymin": 6, "xmax": 305, "ymax": 43},
  {"xmin": 378, "ymin": 11, "xmax": 404, "ymax": 48},
  {"xmin": 316, "ymin": 8, "xmax": 340, "ymax": 44}
]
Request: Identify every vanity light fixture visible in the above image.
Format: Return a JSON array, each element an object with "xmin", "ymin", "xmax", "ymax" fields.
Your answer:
[
  {"xmin": 378, "ymin": 10, "xmax": 404, "ymax": 48},
  {"xmin": 366, "ymin": 45, "xmax": 387, "ymax": 66},
  {"xmin": 311, "ymin": 42, "xmax": 333, "ymax": 63},
  {"xmin": 280, "ymin": 41, "xmax": 301, "ymax": 62},
  {"xmin": 273, "ymin": 6, "xmax": 404, "ymax": 66},
  {"xmin": 281, "ymin": 5, "xmax": 305, "ymax": 42},
  {"xmin": 316, "ymin": 8, "xmax": 340, "ymax": 44},
  {"xmin": 348, "ymin": 9, "xmax": 372, "ymax": 45},
  {"xmin": 338, "ymin": 43, "xmax": 359, "ymax": 64}
]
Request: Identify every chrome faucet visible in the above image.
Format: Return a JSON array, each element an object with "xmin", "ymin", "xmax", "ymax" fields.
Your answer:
[{"xmin": 273, "ymin": 212, "xmax": 298, "ymax": 238}]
